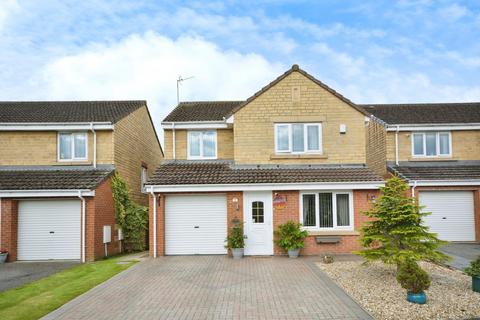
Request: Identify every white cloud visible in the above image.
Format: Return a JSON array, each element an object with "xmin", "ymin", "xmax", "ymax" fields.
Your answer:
[
  {"xmin": 38, "ymin": 31, "xmax": 284, "ymax": 139},
  {"xmin": 0, "ymin": 0, "xmax": 20, "ymax": 31},
  {"xmin": 438, "ymin": 3, "xmax": 469, "ymax": 22}
]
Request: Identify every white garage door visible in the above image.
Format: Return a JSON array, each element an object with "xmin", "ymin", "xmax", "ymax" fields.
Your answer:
[
  {"xmin": 165, "ymin": 194, "xmax": 227, "ymax": 255},
  {"xmin": 419, "ymin": 191, "xmax": 475, "ymax": 241},
  {"xmin": 18, "ymin": 200, "xmax": 81, "ymax": 260}
]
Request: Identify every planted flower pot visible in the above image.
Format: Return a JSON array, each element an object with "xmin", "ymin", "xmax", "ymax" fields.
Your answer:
[
  {"xmin": 231, "ymin": 248, "xmax": 244, "ymax": 260},
  {"xmin": 0, "ymin": 253, "xmax": 7, "ymax": 263},
  {"xmin": 407, "ymin": 291, "xmax": 427, "ymax": 304},
  {"xmin": 288, "ymin": 249, "xmax": 300, "ymax": 258},
  {"xmin": 472, "ymin": 276, "xmax": 480, "ymax": 293}
]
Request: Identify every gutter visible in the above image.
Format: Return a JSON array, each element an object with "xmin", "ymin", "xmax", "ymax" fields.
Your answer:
[
  {"xmin": 150, "ymin": 187, "xmax": 157, "ymax": 258},
  {"xmin": 395, "ymin": 125, "xmax": 399, "ymax": 166},
  {"xmin": 78, "ymin": 191, "xmax": 86, "ymax": 263},
  {"xmin": 386, "ymin": 123, "xmax": 480, "ymax": 131},
  {"xmin": 0, "ymin": 122, "xmax": 113, "ymax": 131},
  {"xmin": 0, "ymin": 190, "xmax": 95, "ymax": 198},
  {"xmin": 411, "ymin": 180, "xmax": 417, "ymax": 197},
  {"xmin": 90, "ymin": 123, "xmax": 97, "ymax": 168}
]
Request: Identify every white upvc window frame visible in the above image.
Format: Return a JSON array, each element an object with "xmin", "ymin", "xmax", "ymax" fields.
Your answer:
[
  {"xmin": 187, "ymin": 130, "xmax": 218, "ymax": 160},
  {"xmin": 274, "ymin": 123, "xmax": 322, "ymax": 154},
  {"xmin": 299, "ymin": 190, "xmax": 354, "ymax": 231},
  {"xmin": 411, "ymin": 131, "xmax": 452, "ymax": 158},
  {"xmin": 57, "ymin": 132, "xmax": 88, "ymax": 162},
  {"xmin": 141, "ymin": 166, "xmax": 148, "ymax": 192}
]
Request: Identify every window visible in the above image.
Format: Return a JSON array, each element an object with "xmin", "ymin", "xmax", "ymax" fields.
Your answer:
[
  {"xmin": 274, "ymin": 123, "xmax": 322, "ymax": 154},
  {"xmin": 252, "ymin": 201, "xmax": 264, "ymax": 223},
  {"xmin": 411, "ymin": 132, "xmax": 451, "ymax": 157},
  {"xmin": 300, "ymin": 192, "xmax": 353, "ymax": 230},
  {"xmin": 141, "ymin": 166, "xmax": 148, "ymax": 192},
  {"xmin": 58, "ymin": 132, "xmax": 88, "ymax": 161},
  {"xmin": 187, "ymin": 131, "xmax": 217, "ymax": 159}
]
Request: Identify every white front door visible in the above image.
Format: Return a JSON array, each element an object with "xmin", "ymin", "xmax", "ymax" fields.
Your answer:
[{"xmin": 244, "ymin": 191, "xmax": 273, "ymax": 255}]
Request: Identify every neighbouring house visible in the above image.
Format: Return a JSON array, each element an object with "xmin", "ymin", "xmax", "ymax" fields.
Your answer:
[
  {"xmin": 0, "ymin": 101, "xmax": 163, "ymax": 262},
  {"xmin": 145, "ymin": 65, "xmax": 386, "ymax": 257},
  {"xmin": 363, "ymin": 103, "xmax": 480, "ymax": 242}
]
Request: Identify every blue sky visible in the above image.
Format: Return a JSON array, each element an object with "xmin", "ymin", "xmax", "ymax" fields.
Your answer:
[{"xmin": 1, "ymin": 0, "xmax": 479, "ymax": 128}]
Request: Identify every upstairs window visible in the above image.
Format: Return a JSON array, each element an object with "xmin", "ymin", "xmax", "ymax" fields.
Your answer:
[
  {"xmin": 141, "ymin": 166, "xmax": 148, "ymax": 192},
  {"xmin": 275, "ymin": 123, "xmax": 322, "ymax": 154},
  {"xmin": 412, "ymin": 132, "xmax": 451, "ymax": 157},
  {"xmin": 58, "ymin": 132, "xmax": 87, "ymax": 161},
  {"xmin": 187, "ymin": 131, "xmax": 217, "ymax": 159}
]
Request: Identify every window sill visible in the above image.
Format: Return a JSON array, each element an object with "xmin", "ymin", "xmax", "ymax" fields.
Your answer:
[
  {"xmin": 408, "ymin": 157, "xmax": 453, "ymax": 161},
  {"xmin": 270, "ymin": 154, "xmax": 328, "ymax": 160},
  {"xmin": 305, "ymin": 230, "xmax": 359, "ymax": 236},
  {"xmin": 55, "ymin": 161, "xmax": 92, "ymax": 165}
]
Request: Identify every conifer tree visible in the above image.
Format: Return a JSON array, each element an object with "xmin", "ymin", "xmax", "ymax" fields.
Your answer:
[{"xmin": 356, "ymin": 176, "xmax": 449, "ymax": 265}]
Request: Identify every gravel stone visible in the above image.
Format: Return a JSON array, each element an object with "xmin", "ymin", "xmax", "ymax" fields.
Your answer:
[{"xmin": 317, "ymin": 260, "xmax": 480, "ymax": 320}]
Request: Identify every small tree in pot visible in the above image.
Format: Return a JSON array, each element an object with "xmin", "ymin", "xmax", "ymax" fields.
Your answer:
[
  {"xmin": 0, "ymin": 248, "xmax": 8, "ymax": 263},
  {"xmin": 226, "ymin": 224, "xmax": 246, "ymax": 259},
  {"xmin": 396, "ymin": 259, "xmax": 431, "ymax": 304},
  {"xmin": 464, "ymin": 256, "xmax": 480, "ymax": 293},
  {"xmin": 275, "ymin": 221, "xmax": 308, "ymax": 258}
]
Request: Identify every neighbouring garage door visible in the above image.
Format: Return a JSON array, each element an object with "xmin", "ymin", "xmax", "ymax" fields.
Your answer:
[
  {"xmin": 18, "ymin": 199, "xmax": 81, "ymax": 260},
  {"xmin": 419, "ymin": 191, "xmax": 475, "ymax": 242},
  {"xmin": 165, "ymin": 194, "xmax": 227, "ymax": 255}
]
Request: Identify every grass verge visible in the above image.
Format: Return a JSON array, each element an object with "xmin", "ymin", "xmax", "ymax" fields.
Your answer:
[{"xmin": 0, "ymin": 255, "xmax": 138, "ymax": 320}]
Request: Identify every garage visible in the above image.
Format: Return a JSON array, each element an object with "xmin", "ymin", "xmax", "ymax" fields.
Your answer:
[
  {"xmin": 419, "ymin": 191, "xmax": 475, "ymax": 242},
  {"xmin": 18, "ymin": 199, "xmax": 81, "ymax": 260},
  {"xmin": 165, "ymin": 194, "xmax": 227, "ymax": 255}
]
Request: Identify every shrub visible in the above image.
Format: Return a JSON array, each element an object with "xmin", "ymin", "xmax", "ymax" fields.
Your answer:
[
  {"xmin": 275, "ymin": 221, "xmax": 309, "ymax": 251},
  {"xmin": 226, "ymin": 224, "xmax": 245, "ymax": 249},
  {"xmin": 464, "ymin": 256, "xmax": 480, "ymax": 278},
  {"xmin": 111, "ymin": 174, "xmax": 148, "ymax": 251},
  {"xmin": 396, "ymin": 260, "xmax": 431, "ymax": 294},
  {"xmin": 356, "ymin": 176, "xmax": 449, "ymax": 266}
]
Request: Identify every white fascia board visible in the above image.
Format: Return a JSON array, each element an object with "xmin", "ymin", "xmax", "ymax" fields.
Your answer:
[
  {"xmin": 226, "ymin": 115, "xmax": 234, "ymax": 124},
  {"xmin": 145, "ymin": 182, "xmax": 385, "ymax": 193},
  {"xmin": 0, "ymin": 122, "xmax": 113, "ymax": 131},
  {"xmin": 161, "ymin": 121, "xmax": 229, "ymax": 129},
  {"xmin": 386, "ymin": 123, "xmax": 480, "ymax": 131},
  {"xmin": 409, "ymin": 180, "xmax": 480, "ymax": 187},
  {"xmin": 0, "ymin": 190, "xmax": 95, "ymax": 198}
]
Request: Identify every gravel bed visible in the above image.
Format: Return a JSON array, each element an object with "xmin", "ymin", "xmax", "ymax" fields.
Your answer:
[{"xmin": 317, "ymin": 260, "xmax": 480, "ymax": 320}]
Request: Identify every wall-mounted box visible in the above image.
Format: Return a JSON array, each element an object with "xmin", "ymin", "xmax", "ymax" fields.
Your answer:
[{"xmin": 103, "ymin": 225, "xmax": 111, "ymax": 244}]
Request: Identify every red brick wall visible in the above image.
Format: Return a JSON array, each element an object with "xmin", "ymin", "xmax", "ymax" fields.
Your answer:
[
  {"xmin": 226, "ymin": 192, "xmax": 244, "ymax": 255},
  {"xmin": 0, "ymin": 199, "xmax": 18, "ymax": 262},
  {"xmin": 149, "ymin": 192, "xmax": 165, "ymax": 257},
  {"xmin": 86, "ymin": 177, "xmax": 121, "ymax": 261},
  {"xmin": 414, "ymin": 186, "xmax": 480, "ymax": 242}
]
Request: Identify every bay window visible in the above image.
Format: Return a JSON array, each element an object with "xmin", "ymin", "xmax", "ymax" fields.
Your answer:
[
  {"xmin": 275, "ymin": 123, "xmax": 322, "ymax": 154},
  {"xmin": 412, "ymin": 132, "xmax": 451, "ymax": 157},
  {"xmin": 187, "ymin": 130, "xmax": 217, "ymax": 159},
  {"xmin": 300, "ymin": 191, "xmax": 353, "ymax": 230}
]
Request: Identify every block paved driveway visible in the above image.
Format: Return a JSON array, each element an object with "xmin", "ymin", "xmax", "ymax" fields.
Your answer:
[{"xmin": 44, "ymin": 256, "xmax": 371, "ymax": 320}]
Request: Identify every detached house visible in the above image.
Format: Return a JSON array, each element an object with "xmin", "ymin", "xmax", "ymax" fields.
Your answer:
[
  {"xmin": 0, "ymin": 101, "xmax": 163, "ymax": 262},
  {"xmin": 146, "ymin": 65, "xmax": 386, "ymax": 257}
]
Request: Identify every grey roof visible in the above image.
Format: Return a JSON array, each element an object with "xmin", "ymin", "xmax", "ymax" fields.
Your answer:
[
  {"xmin": 163, "ymin": 101, "xmax": 243, "ymax": 122},
  {"xmin": 360, "ymin": 102, "xmax": 480, "ymax": 125},
  {"xmin": 0, "ymin": 167, "xmax": 114, "ymax": 190},
  {"xmin": 0, "ymin": 100, "xmax": 145, "ymax": 123},
  {"xmin": 388, "ymin": 162, "xmax": 480, "ymax": 181},
  {"xmin": 147, "ymin": 162, "xmax": 383, "ymax": 185}
]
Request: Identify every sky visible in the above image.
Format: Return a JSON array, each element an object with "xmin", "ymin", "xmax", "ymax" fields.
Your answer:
[{"xmin": 1, "ymin": 0, "xmax": 480, "ymax": 133}]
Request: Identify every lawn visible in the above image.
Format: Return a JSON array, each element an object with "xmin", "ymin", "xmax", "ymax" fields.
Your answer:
[{"xmin": 0, "ymin": 256, "xmax": 138, "ymax": 320}]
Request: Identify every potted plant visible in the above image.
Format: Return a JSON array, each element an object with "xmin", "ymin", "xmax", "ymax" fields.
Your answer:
[
  {"xmin": 464, "ymin": 256, "xmax": 480, "ymax": 293},
  {"xmin": 225, "ymin": 224, "xmax": 246, "ymax": 259},
  {"xmin": 275, "ymin": 221, "xmax": 308, "ymax": 258},
  {"xmin": 0, "ymin": 248, "xmax": 8, "ymax": 263},
  {"xmin": 396, "ymin": 260, "xmax": 431, "ymax": 304}
]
